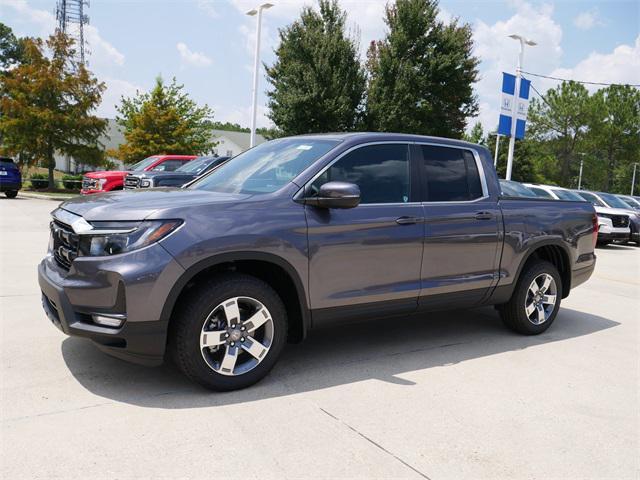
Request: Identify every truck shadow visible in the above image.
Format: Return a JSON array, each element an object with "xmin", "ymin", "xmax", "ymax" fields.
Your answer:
[{"xmin": 61, "ymin": 307, "xmax": 618, "ymax": 409}]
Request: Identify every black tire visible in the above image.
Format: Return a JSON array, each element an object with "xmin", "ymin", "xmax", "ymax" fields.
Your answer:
[
  {"xmin": 5, "ymin": 190, "xmax": 18, "ymax": 198},
  {"xmin": 170, "ymin": 273, "xmax": 288, "ymax": 391},
  {"xmin": 498, "ymin": 260, "xmax": 562, "ymax": 335}
]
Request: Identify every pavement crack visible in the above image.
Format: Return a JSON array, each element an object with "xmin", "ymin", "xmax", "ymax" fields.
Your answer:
[{"xmin": 318, "ymin": 407, "xmax": 432, "ymax": 480}]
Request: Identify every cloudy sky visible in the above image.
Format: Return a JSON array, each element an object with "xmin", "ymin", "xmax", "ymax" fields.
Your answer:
[{"xmin": 2, "ymin": 0, "xmax": 638, "ymax": 133}]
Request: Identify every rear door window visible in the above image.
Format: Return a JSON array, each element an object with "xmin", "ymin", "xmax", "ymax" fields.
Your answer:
[{"xmin": 421, "ymin": 146, "xmax": 483, "ymax": 202}]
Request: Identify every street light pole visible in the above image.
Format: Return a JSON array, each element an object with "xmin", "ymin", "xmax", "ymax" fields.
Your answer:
[
  {"xmin": 247, "ymin": 3, "xmax": 273, "ymax": 149},
  {"xmin": 493, "ymin": 134, "xmax": 501, "ymax": 168},
  {"xmin": 505, "ymin": 34, "xmax": 536, "ymax": 180},
  {"xmin": 632, "ymin": 163, "xmax": 638, "ymax": 196},
  {"xmin": 578, "ymin": 157, "xmax": 584, "ymax": 190}
]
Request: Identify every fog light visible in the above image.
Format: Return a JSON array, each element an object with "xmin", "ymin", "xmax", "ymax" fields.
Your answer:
[{"xmin": 92, "ymin": 313, "xmax": 125, "ymax": 328}]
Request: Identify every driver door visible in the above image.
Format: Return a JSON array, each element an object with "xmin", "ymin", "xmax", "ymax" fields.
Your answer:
[{"xmin": 304, "ymin": 143, "xmax": 424, "ymax": 324}]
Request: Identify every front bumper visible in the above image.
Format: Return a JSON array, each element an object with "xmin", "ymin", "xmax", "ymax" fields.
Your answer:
[{"xmin": 38, "ymin": 243, "xmax": 185, "ymax": 366}]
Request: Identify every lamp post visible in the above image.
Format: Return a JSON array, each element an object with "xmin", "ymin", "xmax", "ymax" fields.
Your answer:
[
  {"xmin": 246, "ymin": 3, "xmax": 273, "ymax": 148},
  {"xmin": 493, "ymin": 133, "xmax": 501, "ymax": 168},
  {"xmin": 505, "ymin": 34, "xmax": 536, "ymax": 180},
  {"xmin": 577, "ymin": 153, "xmax": 585, "ymax": 190},
  {"xmin": 632, "ymin": 163, "xmax": 638, "ymax": 196}
]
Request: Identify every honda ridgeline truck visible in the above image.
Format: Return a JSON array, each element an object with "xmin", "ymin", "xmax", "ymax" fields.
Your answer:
[{"xmin": 39, "ymin": 134, "xmax": 598, "ymax": 391}]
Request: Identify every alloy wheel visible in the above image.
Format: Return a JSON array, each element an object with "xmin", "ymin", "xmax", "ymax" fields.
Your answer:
[
  {"xmin": 199, "ymin": 296, "xmax": 274, "ymax": 376},
  {"xmin": 524, "ymin": 273, "xmax": 557, "ymax": 325}
]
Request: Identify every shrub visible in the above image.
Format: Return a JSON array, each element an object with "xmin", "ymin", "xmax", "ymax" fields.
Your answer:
[
  {"xmin": 62, "ymin": 174, "xmax": 82, "ymax": 190},
  {"xmin": 30, "ymin": 173, "xmax": 49, "ymax": 189}
]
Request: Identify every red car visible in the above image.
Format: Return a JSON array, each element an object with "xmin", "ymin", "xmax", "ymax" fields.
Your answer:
[{"xmin": 81, "ymin": 155, "xmax": 197, "ymax": 194}]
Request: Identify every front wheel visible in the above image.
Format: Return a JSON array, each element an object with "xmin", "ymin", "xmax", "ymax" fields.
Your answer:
[
  {"xmin": 498, "ymin": 261, "xmax": 562, "ymax": 335},
  {"xmin": 170, "ymin": 273, "xmax": 288, "ymax": 391},
  {"xmin": 5, "ymin": 190, "xmax": 18, "ymax": 198}
]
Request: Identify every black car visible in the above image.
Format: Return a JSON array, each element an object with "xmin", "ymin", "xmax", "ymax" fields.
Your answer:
[{"xmin": 124, "ymin": 155, "xmax": 230, "ymax": 189}]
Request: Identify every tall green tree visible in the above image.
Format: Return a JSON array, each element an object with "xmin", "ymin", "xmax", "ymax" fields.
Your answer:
[
  {"xmin": 526, "ymin": 81, "xmax": 591, "ymax": 186},
  {"xmin": 586, "ymin": 85, "xmax": 640, "ymax": 192},
  {"xmin": 366, "ymin": 0, "xmax": 479, "ymax": 138},
  {"xmin": 265, "ymin": 0, "xmax": 366, "ymax": 135},
  {"xmin": 0, "ymin": 32, "xmax": 106, "ymax": 187},
  {"xmin": 464, "ymin": 122, "xmax": 485, "ymax": 145},
  {"xmin": 0, "ymin": 23, "xmax": 25, "ymax": 72},
  {"xmin": 111, "ymin": 77, "xmax": 216, "ymax": 163}
]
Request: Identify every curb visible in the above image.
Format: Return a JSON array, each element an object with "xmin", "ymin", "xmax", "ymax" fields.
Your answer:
[{"xmin": 18, "ymin": 191, "xmax": 77, "ymax": 201}]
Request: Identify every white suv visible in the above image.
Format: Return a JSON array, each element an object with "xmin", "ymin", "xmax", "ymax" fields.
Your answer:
[{"xmin": 524, "ymin": 184, "xmax": 632, "ymax": 245}]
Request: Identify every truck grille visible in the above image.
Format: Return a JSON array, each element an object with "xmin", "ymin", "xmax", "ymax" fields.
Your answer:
[
  {"xmin": 612, "ymin": 215, "xmax": 629, "ymax": 228},
  {"xmin": 82, "ymin": 177, "xmax": 97, "ymax": 190},
  {"xmin": 124, "ymin": 175, "xmax": 139, "ymax": 189},
  {"xmin": 51, "ymin": 220, "xmax": 79, "ymax": 270}
]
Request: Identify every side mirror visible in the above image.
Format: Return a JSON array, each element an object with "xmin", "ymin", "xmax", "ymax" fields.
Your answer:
[{"xmin": 304, "ymin": 181, "xmax": 361, "ymax": 209}]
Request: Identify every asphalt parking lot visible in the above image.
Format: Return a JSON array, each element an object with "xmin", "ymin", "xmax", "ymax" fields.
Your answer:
[{"xmin": 1, "ymin": 196, "xmax": 639, "ymax": 479}]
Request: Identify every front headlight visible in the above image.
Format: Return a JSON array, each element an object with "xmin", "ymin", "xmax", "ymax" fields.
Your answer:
[
  {"xmin": 78, "ymin": 220, "xmax": 182, "ymax": 256},
  {"xmin": 97, "ymin": 178, "xmax": 108, "ymax": 190},
  {"xmin": 140, "ymin": 179, "xmax": 152, "ymax": 188}
]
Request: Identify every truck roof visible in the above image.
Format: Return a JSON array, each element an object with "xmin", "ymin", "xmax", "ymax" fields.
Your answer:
[{"xmin": 290, "ymin": 132, "xmax": 482, "ymax": 149}]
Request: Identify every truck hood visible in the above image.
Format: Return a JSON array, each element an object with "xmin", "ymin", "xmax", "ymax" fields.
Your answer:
[
  {"xmin": 61, "ymin": 188, "xmax": 251, "ymax": 221},
  {"xmin": 594, "ymin": 206, "xmax": 636, "ymax": 217},
  {"xmin": 84, "ymin": 170, "xmax": 129, "ymax": 179}
]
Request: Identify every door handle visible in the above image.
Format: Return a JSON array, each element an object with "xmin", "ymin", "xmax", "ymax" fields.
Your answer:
[
  {"xmin": 396, "ymin": 216, "xmax": 423, "ymax": 225},
  {"xmin": 474, "ymin": 211, "xmax": 494, "ymax": 220}
]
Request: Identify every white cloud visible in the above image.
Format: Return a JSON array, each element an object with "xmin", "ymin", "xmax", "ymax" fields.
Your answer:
[
  {"xmin": 214, "ymin": 103, "xmax": 272, "ymax": 129},
  {"xmin": 97, "ymin": 78, "xmax": 143, "ymax": 118},
  {"xmin": 1, "ymin": 0, "xmax": 125, "ymax": 68},
  {"xmin": 197, "ymin": 0, "xmax": 220, "ymax": 18},
  {"xmin": 177, "ymin": 42, "xmax": 213, "ymax": 67},
  {"xmin": 573, "ymin": 9, "xmax": 603, "ymax": 30},
  {"xmin": 550, "ymin": 35, "xmax": 640, "ymax": 93}
]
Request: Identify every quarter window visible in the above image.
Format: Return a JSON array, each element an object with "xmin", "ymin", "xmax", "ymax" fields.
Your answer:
[
  {"xmin": 311, "ymin": 144, "xmax": 410, "ymax": 204},
  {"xmin": 421, "ymin": 146, "xmax": 483, "ymax": 202}
]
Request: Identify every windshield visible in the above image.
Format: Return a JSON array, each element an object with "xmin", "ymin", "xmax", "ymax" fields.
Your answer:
[
  {"xmin": 599, "ymin": 192, "xmax": 630, "ymax": 209},
  {"xmin": 176, "ymin": 157, "xmax": 211, "ymax": 174},
  {"xmin": 619, "ymin": 196, "xmax": 640, "ymax": 208},
  {"xmin": 129, "ymin": 156, "xmax": 159, "ymax": 171},
  {"xmin": 190, "ymin": 138, "xmax": 340, "ymax": 194},
  {"xmin": 500, "ymin": 180, "xmax": 537, "ymax": 197},
  {"xmin": 552, "ymin": 188, "xmax": 584, "ymax": 201},
  {"xmin": 576, "ymin": 191, "xmax": 606, "ymax": 207}
]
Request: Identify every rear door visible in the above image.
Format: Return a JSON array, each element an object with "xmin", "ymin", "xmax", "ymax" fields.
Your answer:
[
  {"xmin": 418, "ymin": 144, "xmax": 501, "ymax": 308},
  {"xmin": 305, "ymin": 143, "xmax": 424, "ymax": 321}
]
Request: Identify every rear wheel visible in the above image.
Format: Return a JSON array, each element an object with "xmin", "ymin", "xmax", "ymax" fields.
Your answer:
[
  {"xmin": 5, "ymin": 190, "xmax": 18, "ymax": 198},
  {"xmin": 498, "ymin": 261, "xmax": 562, "ymax": 335},
  {"xmin": 170, "ymin": 273, "xmax": 288, "ymax": 391}
]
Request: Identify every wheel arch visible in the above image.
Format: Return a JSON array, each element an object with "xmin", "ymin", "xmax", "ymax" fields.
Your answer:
[
  {"xmin": 516, "ymin": 240, "xmax": 572, "ymax": 298},
  {"xmin": 161, "ymin": 252, "xmax": 310, "ymax": 343}
]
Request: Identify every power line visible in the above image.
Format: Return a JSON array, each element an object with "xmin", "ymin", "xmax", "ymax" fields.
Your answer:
[{"xmin": 520, "ymin": 70, "xmax": 640, "ymax": 88}]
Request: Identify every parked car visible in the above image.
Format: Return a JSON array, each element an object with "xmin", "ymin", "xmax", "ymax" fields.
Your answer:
[
  {"xmin": 593, "ymin": 191, "xmax": 640, "ymax": 245},
  {"xmin": 615, "ymin": 194, "xmax": 640, "ymax": 211},
  {"xmin": 0, "ymin": 157, "xmax": 22, "ymax": 198},
  {"xmin": 81, "ymin": 155, "xmax": 197, "ymax": 194},
  {"xmin": 523, "ymin": 184, "xmax": 555, "ymax": 199},
  {"xmin": 39, "ymin": 133, "xmax": 598, "ymax": 391},
  {"xmin": 499, "ymin": 179, "xmax": 537, "ymax": 197},
  {"xmin": 124, "ymin": 156, "xmax": 230, "ymax": 189},
  {"xmin": 573, "ymin": 190, "xmax": 633, "ymax": 245},
  {"xmin": 523, "ymin": 184, "xmax": 585, "ymax": 201}
]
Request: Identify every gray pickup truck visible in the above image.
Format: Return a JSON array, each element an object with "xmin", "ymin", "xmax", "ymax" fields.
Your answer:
[{"xmin": 39, "ymin": 133, "xmax": 597, "ymax": 390}]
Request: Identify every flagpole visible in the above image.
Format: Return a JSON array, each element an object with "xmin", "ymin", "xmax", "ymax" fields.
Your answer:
[{"xmin": 505, "ymin": 34, "xmax": 536, "ymax": 181}]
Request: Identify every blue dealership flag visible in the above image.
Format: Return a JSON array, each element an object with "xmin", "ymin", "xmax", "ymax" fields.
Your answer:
[{"xmin": 498, "ymin": 73, "xmax": 531, "ymax": 139}]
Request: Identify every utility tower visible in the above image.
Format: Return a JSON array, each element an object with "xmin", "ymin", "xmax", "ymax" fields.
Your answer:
[{"xmin": 55, "ymin": 0, "xmax": 90, "ymax": 65}]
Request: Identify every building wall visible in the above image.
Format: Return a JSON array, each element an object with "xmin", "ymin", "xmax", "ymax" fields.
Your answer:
[{"xmin": 211, "ymin": 138, "xmax": 243, "ymax": 158}]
